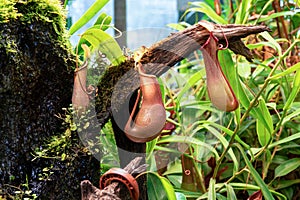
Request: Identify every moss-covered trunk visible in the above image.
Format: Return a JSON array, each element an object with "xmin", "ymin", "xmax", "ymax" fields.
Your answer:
[{"xmin": 0, "ymin": 1, "xmax": 99, "ymax": 199}]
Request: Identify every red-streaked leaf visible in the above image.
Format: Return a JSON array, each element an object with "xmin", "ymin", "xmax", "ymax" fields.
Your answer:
[{"xmin": 247, "ymin": 190, "xmax": 262, "ymax": 200}]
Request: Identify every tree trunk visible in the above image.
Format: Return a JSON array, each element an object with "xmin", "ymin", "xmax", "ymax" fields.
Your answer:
[{"xmin": 0, "ymin": 1, "xmax": 99, "ymax": 199}]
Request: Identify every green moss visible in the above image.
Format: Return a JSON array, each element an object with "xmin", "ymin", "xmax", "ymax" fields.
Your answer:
[
  {"xmin": 0, "ymin": 0, "xmax": 22, "ymax": 22},
  {"xmin": 0, "ymin": 0, "xmax": 64, "ymax": 22},
  {"xmin": 95, "ymin": 59, "xmax": 135, "ymax": 127},
  {"xmin": 0, "ymin": 0, "xmax": 68, "ymax": 43}
]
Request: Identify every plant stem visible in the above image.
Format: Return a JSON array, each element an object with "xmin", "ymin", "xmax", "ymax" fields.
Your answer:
[{"xmin": 189, "ymin": 146, "xmax": 207, "ymax": 193}]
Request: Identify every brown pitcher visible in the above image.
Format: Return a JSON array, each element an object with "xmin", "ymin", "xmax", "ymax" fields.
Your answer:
[
  {"xmin": 72, "ymin": 61, "xmax": 89, "ymax": 116},
  {"xmin": 200, "ymin": 21, "xmax": 239, "ymax": 112},
  {"xmin": 124, "ymin": 63, "xmax": 166, "ymax": 143}
]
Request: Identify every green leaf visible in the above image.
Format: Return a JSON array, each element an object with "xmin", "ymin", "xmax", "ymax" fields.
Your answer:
[
  {"xmin": 94, "ymin": 12, "xmax": 112, "ymax": 31},
  {"xmin": 282, "ymin": 109, "xmax": 300, "ymax": 125},
  {"xmin": 203, "ymin": 125, "xmax": 239, "ymax": 173},
  {"xmin": 234, "ymin": 144, "xmax": 275, "ymax": 200},
  {"xmin": 157, "ymin": 135, "xmax": 220, "ymax": 159},
  {"xmin": 237, "ymin": 79, "xmax": 273, "ymax": 134},
  {"xmin": 204, "ymin": 121, "xmax": 250, "ymax": 149},
  {"xmin": 293, "ymin": 63, "xmax": 300, "ymax": 87},
  {"xmin": 257, "ymin": 10, "xmax": 300, "ymax": 23},
  {"xmin": 217, "ymin": 194, "xmax": 227, "ymax": 200},
  {"xmin": 262, "ymin": 149, "xmax": 272, "ymax": 179},
  {"xmin": 163, "ymin": 160, "xmax": 182, "ymax": 176},
  {"xmin": 283, "ymin": 70, "xmax": 300, "ymax": 111},
  {"xmin": 259, "ymin": 32, "xmax": 282, "ymax": 56},
  {"xmin": 76, "ymin": 23, "xmax": 112, "ymax": 56},
  {"xmin": 174, "ymin": 189, "xmax": 202, "ymax": 198},
  {"xmin": 274, "ymin": 158, "xmax": 300, "ymax": 178},
  {"xmin": 269, "ymin": 62, "xmax": 300, "ymax": 81},
  {"xmin": 235, "ymin": 0, "xmax": 253, "ymax": 24},
  {"xmin": 218, "ymin": 49, "xmax": 238, "ymax": 93},
  {"xmin": 147, "ymin": 172, "xmax": 176, "ymax": 200},
  {"xmin": 197, "ymin": 193, "xmax": 209, "ymax": 200},
  {"xmin": 269, "ymin": 132, "xmax": 300, "ymax": 149},
  {"xmin": 256, "ymin": 99, "xmax": 273, "ymax": 146},
  {"xmin": 81, "ymin": 28, "xmax": 125, "ymax": 66},
  {"xmin": 167, "ymin": 22, "xmax": 190, "ymax": 31},
  {"xmin": 225, "ymin": 184, "xmax": 237, "ymax": 200},
  {"xmin": 177, "ymin": 69, "xmax": 205, "ymax": 101},
  {"xmin": 247, "ymin": 42, "xmax": 270, "ymax": 49},
  {"xmin": 146, "ymin": 137, "xmax": 158, "ymax": 155},
  {"xmin": 175, "ymin": 192, "xmax": 187, "ymax": 200},
  {"xmin": 252, "ymin": 58, "xmax": 275, "ymax": 77},
  {"xmin": 208, "ymin": 178, "xmax": 216, "ymax": 200},
  {"xmin": 218, "ymin": 49, "xmax": 241, "ymax": 119},
  {"xmin": 69, "ymin": 0, "xmax": 110, "ymax": 35},
  {"xmin": 237, "ymin": 59, "xmax": 251, "ymax": 78},
  {"xmin": 63, "ymin": 0, "xmax": 69, "ymax": 9},
  {"xmin": 274, "ymin": 179, "xmax": 300, "ymax": 190},
  {"xmin": 167, "ymin": 175, "xmax": 182, "ymax": 188},
  {"xmin": 187, "ymin": 2, "xmax": 227, "ymax": 24},
  {"xmin": 229, "ymin": 183, "xmax": 286, "ymax": 199}
]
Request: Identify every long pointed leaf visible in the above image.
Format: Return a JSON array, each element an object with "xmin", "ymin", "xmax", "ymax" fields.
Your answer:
[
  {"xmin": 234, "ymin": 144, "xmax": 275, "ymax": 200},
  {"xmin": 157, "ymin": 135, "xmax": 220, "ymax": 159},
  {"xmin": 81, "ymin": 28, "xmax": 125, "ymax": 66},
  {"xmin": 256, "ymin": 99, "xmax": 273, "ymax": 146},
  {"xmin": 237, "ymin": 78, "xmax": 273, "ymax": 134},
  {"xmin": 225, "ymin": 184, "xmax": 237, "ymax": 200},
  {"xmin": 259, "ymin": 32, "xmax": 282, "ymax": 56},
  {"xmin": 94, "ymin": 12, "xmax": 112, "ymax": 30},
  {"xmin": 269, "ymin": 132, "xmax": 300, "ymax": 149},
  {"xmin": 274, "ymin": 179, "xmax": 300, "ymax": 190},
  {"xmin": 147, "ymin": 172, "xmax": 177, "ymax": 200},
  {"xmin": 229, "ymin": 183, "xmax": 286, "ymax": 200},
  {"xmin": 282, "ymin": 109, "xmax": 300, "ymax": 125},
  {"xmin": 69, "ymin": 0, "xmax": 110, "ymax": 35},
  {"xmin": 208, "ymin": 178, "xmax": 216, "ymax": 200},
  {"xmin": 187, "ymin": 2, "xmax": 227, "ymax": 24},
  {"xmin": 204, "ymin": 121, "xmax": 250, "ymax": 149},
  {"xmin": 204, "ymin": 125, "xmax": 239, "ymax": 173},
  {"xmin": 76, "ymin": 13, "xmax": 112, "ymax": 55},
  {"xmin": 177, "ymin": 69, "xmax": 205, "ymax": 101},
  {"xmin": 235, "ymin": 0, "xmax": 252, "ymax": 24},
  {"xmin": 274, "ymin": 158, "xmax": 300, "ymax": 178},
  {"xmin": 283, "ymin": 70, "xmax": 300, "ymax": 111},
  {"xmin": 257, "ymin": 10, "xmax": 300, "ymax": 23},
  {"xmin": 269, "ymin": 62, "xmax": 300, "ymax": 81}
]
